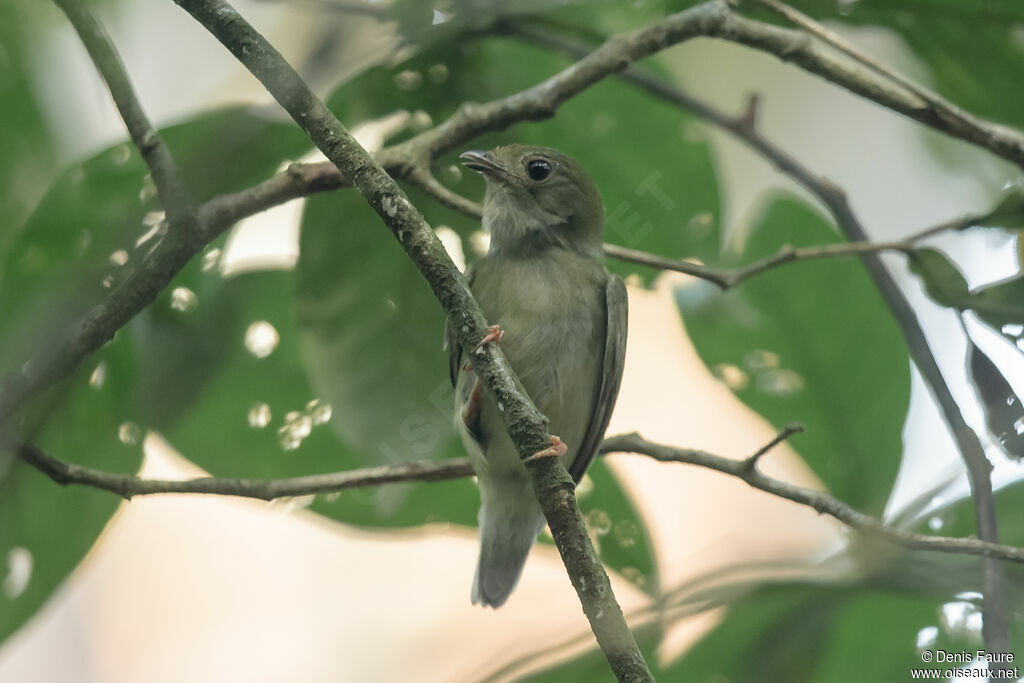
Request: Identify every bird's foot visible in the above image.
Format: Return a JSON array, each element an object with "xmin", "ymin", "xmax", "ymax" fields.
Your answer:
[
  {"xmin": 473, "ymin": 324, "xmax": 504, "ymax": 354},
  {"xmin": 525, "ymin": 435, "xmax": 568, "ymax": 462},
  {"xmin": 462, "ymin": 377, "xmax": 484, "ymax": 429}
]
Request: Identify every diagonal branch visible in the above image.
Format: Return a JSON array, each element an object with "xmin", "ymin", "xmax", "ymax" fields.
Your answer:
[
  {"xmin": 718, "ymin": 2, "xmax": 1024, "ymax": 170},
  {"xmin": 751, "ymin": 0, "xmax": 956, "ymax": 110},
  {"xmin": 53, "ymin": 0, "xmax": 195, "ymax": 225},
  {"xmin": 171, "ymin": 0, "xmax": 653, "ymax": 679}
]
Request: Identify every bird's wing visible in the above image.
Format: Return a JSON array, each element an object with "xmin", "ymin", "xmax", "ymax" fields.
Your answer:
[{"xmin": 569, "ymin": 273, "xmax": 628, "ymax": 482}]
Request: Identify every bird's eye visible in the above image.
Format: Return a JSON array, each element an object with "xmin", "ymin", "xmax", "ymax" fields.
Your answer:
[{"xmin": 525, "ymin": 159, "xmax": 552, "ymax": 182}]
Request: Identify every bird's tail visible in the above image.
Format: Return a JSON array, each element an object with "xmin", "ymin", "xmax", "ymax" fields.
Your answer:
[{"xmin": 471, "ymin": 500, "xmax": 546, "ymax": 608}]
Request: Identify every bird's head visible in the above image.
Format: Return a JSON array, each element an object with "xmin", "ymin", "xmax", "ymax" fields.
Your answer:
[{"xmin": 460, "ymin": 144, "xmax": 603, "ymax": 256}]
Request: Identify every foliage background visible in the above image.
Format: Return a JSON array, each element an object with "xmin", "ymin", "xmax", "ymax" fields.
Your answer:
[{"xmin": 2, "ymin": 0, "xmax": 1024, "ymax": 680}]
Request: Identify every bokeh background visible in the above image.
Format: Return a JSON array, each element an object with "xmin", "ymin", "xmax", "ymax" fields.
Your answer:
[{"xmin": 1, "ymin": 0, "xmax": 1024, "ymax": 680}]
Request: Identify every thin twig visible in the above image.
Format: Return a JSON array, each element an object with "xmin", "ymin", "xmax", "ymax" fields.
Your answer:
[
  {"xmin": 602, "ymin": 212, "xmax": 988, "ymax": 289},
  {"xmin": 173, "ymin": 0, "xmax": 653, "ymax": 679},
  {"xmin": 16, "ymin": 434, "xmax": 1024, "ymax": 567},
  {"xmin": 15, "ymin": 441, "xmax": 472, "ymax": 499},
  {"xmin": 599, "ymin": 434, "xmax": 1024, "ymax": 565},
  {"xmin": 53, "ymin": 0, "xmax": 195, "ymax": 225},
  {"xmin": 739, "ymin": 422, "xmax": 803, "ymax": 473}
]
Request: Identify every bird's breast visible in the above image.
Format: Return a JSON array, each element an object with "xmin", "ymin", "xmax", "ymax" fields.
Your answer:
[{"xmin": 469, "ymin": 249, "xmax": 606, "ymax": 421}]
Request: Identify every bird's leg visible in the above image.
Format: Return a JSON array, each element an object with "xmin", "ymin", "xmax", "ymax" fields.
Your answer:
[
  {"xmin": 473, "ymin": 324, "xmax": 504, "ymax": 354},
  {"xmin": 462, "ymin": 376, "xmax": 484, "ymax": 430},
  {"xmin": 525, "ymin": 435, "xmax": 568, "ymax": 462}
]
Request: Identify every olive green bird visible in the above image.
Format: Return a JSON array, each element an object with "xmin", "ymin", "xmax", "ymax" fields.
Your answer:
[{"xmin": 446, "ymin": 144, "xmax": 628, "ymax": 608}]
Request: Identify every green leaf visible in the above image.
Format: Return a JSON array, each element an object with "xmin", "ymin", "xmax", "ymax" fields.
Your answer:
[
  {"xmin": 577, "ymin": 460, "xmax": 655, "ymax": 588},
  {"xmin": 0, "ymin": 0, "xmax": 57, "ymax": 249},
  {"xmin": 906, "ymin": 248, "xmax": 971, "ymax": 310},
  {"xmin": 0, "ymin": 344, "xmax": 140, "ymax": 645},
  {"xmin": 902, "ymin": 251, "xmax": 1024, "ymax": 340},
  {"xmin": 967, "ymin": 342, "xmax": 1024, "ymax": 460},
  {"xmin": 0, "ymin": 106, "xmax": 311, "ymax": 647},
  {"xmin": 295, "ymin": 188, "xmax": 459, "ymax": 471},
  {"xmin": 975, "ymin": 187, "xmax": 1024, "ymax": 230},
  {"xmin": 0, "ymin": 139, "xmax": 148, "ymax": 649},
  {"xmin": 666, "ymin": 585, "xmax": 841, "ymax": 683},
  {"xmin": 663, "ymin": 582, "xmax": 988, "ymax": 683},
  {"xmin": 520, "ymin": 628, "xmax": 661, "ymax": 683},
  {"xmin": 969, "ymin": 276, "xmax": 1024, "ymax": 340},
  {"xmin": 679, "ymin": 198, "xmax": 911, "ymax": 512}
]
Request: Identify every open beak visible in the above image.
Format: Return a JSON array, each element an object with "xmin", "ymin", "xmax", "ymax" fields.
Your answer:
[{"xmin": 460, "ymin": 150, "xmax": 505, "ymax": 177}]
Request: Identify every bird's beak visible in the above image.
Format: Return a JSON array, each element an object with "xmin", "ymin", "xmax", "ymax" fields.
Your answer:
[{"xmin": 460, "ymin": 150, "xmax": 505, "ymax": 177}]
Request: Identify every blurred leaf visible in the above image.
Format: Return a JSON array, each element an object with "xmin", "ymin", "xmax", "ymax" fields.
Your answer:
[
  {"xmin": 903, "ymin": 250, "xmax": 1024, "ymax": 340},
  {"xmin": 0, "ymin": 139, "xmax": 148, "ymax": 649},
  {"xmin": 970, "ymin": 276, "xmax": 1024, "ymax": 340},
  {"xmin": 663, "ymin": 582, "xmax": 989, "ymax": 683},
  {"xmin": 974, "ymin": 186, "xmax": 1024, "ymax": 230},
  {"xmin": 906, "ymin": 248, "xmax": 971, "ymax": 309},
  {"xmin": 154, "ymin": 270, "xmax": 360, "ymax": 477},
  {"xmin": 968, "ymin": 342, "xmax": 1024, "ymax": 460},
  {"xmin": 520, "ymin": 628, "xmax": 661, "ymax": 683},
  {"xmin": 0, "ymin": 0, "xmax": 57, "ymax": 253},
  {"xmin": 668, "ymin": 585, "xmax": 841, "ymax": 683},
  {"xmin": 678, "ymin": 198, "xmax": 911, "ymax": 512},
  {"xmin": 0, "ymin": 106, "xmax": 311, "ymax": 647},
  {"xmin": 295, "ymin": 188, "xmax": 459, "ymax": 471},
  {"xmin": 161, "ymin": 107, "xmax": 310, "ymax": 203},
  {"xmin": 0, "ymin": 342, "xmax": 139, "ymax": 645},
  {"xmin": 577, "ymin": 460, "xmax": 655, "ymax": 587}
]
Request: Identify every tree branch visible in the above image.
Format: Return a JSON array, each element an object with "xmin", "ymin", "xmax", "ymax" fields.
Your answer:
[
  {"xmin": 721, "ymin": 1, "xmax": 1024, "ymax": 170},
  {"xmin": 602, "ymin": 212, "xmax": 990, "ymax": 289},
  {"xmin": 53, "ymin": 0, "xmax": 195, "ymax": 225},
  {"xmin": 172, "ymin": 0, "xmax": 653, "ymax": 679},
  {"xmin": 15, "ymin": 441, "xmax": 472, "ymax": 499},
  {"xmin": 16, "ymin": 433, "xmax": 1024, "ymax": 566},
  {"xmin": 751, "ymin": 0, "xmax": 958, "ymax": 111},
  {"xmin": 599, "ymin": 433, "xmax": 1024, "ymax": 565}
]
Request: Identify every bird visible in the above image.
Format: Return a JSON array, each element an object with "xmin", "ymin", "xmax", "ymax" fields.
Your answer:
[{"xmin": 446, "ymin": 144, "xmax": 628, "ymax": 608}]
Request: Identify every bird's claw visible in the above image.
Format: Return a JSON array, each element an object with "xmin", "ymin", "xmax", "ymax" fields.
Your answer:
[
  {"xmin": 474, "ymin": 325, "xmax": 504, "ymax": 354},
  {"xmin": 525, "ymin": 435, "xmax": 568, "ymax": 462}
]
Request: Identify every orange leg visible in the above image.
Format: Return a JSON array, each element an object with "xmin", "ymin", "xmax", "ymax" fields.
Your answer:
[
  {"xmin": 525, "ymin": 435, "xmax": 568, "ymax": 462},
  {"xmin": 473, "ymin": 324, "xmax": 504, "ymax": 354}
]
